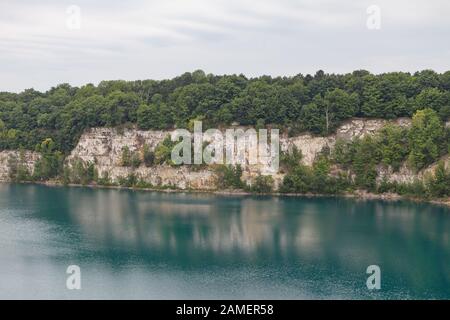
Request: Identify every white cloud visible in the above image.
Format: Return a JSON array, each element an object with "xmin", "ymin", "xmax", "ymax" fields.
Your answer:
[{"xmin": 0, "ymin": 0, "xmax": 449, "ymax": 92}]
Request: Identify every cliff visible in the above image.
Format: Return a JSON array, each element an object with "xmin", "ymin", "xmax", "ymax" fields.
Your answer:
[
  {"xmin": 0, "ymin": 117, "xmax": 448, "ymax": 191},
  {"xmin": 64, "ymin": 118, "xmax": 414, "ymax": 190},
  {"xmin": 0, "ymin": 150, "xmax": 41, "ymax": 181}
]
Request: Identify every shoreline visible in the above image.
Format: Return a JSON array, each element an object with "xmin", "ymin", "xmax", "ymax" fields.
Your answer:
[{"xmin": 3, "ymin": 180, "xmax": 450, "ymax": 208}]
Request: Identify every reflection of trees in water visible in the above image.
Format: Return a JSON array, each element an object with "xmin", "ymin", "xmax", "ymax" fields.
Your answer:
[
  {"xmin": 7, "ymin": 184, "xmax": 449, "ymax": 296},
  {"xmin": 65, "ymin": 190, "xmax": 450, "ymax": 271}
]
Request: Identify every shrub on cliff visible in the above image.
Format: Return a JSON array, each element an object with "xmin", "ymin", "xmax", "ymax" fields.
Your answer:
[
  {"xmin": 7, "ymin": 149, "xmax": 30, "ymax": 182},
  {"xmin": 142, "ymin": 144, "xmax": 155, "ymax": 167},
  {"xmin": 154, "ymin": 136, "xmax": 176, "ymax": 165},
  {"xmin": 408, "ymin": 108, "xmax": 445, "ymax": 170},
  {"xmin": 32, "ymin": 138, "xmax": 64, "ymax": 181},
  {"xmin": 280, "ymin": 145, "xmax": 302, "ymax": 172},
  {"xmin": 426, "ymin": 162, "xmax": 450, "ymax": 198},
  {"xmin": 249, "ymin": 175, "xmax": 274, "ymax": 193},
  {"xmin": 215, "ymin": 164, "xmax": 243, "ymax": 189}
]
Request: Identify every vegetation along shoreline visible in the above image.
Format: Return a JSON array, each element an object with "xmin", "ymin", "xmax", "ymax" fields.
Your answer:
[{"xmin": 1, "ymin": 70, "xmax": 449, "ymax": 205}]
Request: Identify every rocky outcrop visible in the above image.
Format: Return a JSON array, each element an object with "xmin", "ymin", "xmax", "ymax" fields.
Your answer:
[
  {"xmin": 376, "ymin": 155, "xmax": 450, "ymax": 184},
  {"xmin": 282, "ymin": 118, "xmax": 411, "ymax": 166},
  {"xmin": 0, "ymin": 117, "xmax": 444, "ymax": 192},
  {"xmin": 66, "ymin": 127, "xmax": 217, "ymax": 189},
  {"xmin": 63, "ymin": 118, "xmax": 415, "ymax": 190},
  {"xmin": 0, "ymin": 150, "xmax": 41, "ymax": 180}
]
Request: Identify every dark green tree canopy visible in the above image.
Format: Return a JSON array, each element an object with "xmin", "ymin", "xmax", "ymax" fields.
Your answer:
[{"xmin": 1, "ymin": 69, "xmax": 450, "ymax": 153}]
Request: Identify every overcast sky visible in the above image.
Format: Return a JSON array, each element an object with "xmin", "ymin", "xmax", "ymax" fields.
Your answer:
[{"xmin": 1, "ymin": 0, "xmax": 449, "ymax": 92}]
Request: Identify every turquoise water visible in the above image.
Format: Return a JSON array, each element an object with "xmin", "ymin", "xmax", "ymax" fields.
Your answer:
[{"xmin": 0, "ymin": 183, "xmax": 449, "ymax": 299}]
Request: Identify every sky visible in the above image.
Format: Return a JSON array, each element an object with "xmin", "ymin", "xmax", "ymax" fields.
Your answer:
[{"xmin": 1, "ymin": 0, "xmax": 450, "ymax": 92}]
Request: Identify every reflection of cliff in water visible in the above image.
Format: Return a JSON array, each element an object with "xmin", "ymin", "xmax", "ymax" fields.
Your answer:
[
  {"xmin": 3, "ymin": 184, "xmax": 450, "ymax": 297},
  {"xmin": 62, "ymin": 188, "xmax": 450, "ymax": 270}
]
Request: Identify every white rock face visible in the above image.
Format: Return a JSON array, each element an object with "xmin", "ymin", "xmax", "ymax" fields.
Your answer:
[
  {"xmin": 282, "ymin": 134, "xmax": 331, "ymax": 166},
  {"xmin": 2, "ymin": 117, "xmax": 442, "ymax": 191},
  {"xmin": 66, "ymin": 127, "xmax": 217, "ymax": 190},
  {"xmin": 68, "ymin": 127, "xmax": 167, "ymax": 166},
  {"xmin": 338, "ymin": 118, "xmax": 410, "ymax": 139},
  {"xmin": 0, "ymin": 150, "xmax": 41, "ymax": 180},
  {"xmin": 281, "ymin": 118, "xmax": 411, "ymax": 166},
  {"xmin": 376, "ymin": 155, "xmax": 450, "ymax": 184}
]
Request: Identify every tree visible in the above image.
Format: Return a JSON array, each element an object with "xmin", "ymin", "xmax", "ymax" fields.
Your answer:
[
  {"xmin": 280, "ymin": 145, "xmax": 302, "ymax": 172},
  {"xmin": 415, "ymin": 88, "xmax": 446, "ymax": 113},
  {"xmin": 323, "ymin": 88, "xmax": 358, "ymax": 133},
  {"xmin": 361, "ymin": 74, "xmax": 383, "ymax": 117},
  {"xmin": 352, "ymin": 135, "xmax": 379, "ymax": 190},
  {"xmin": 250, "ymin": 175, "xmax": 274, "ymax": 193},
  {"xmin": 131, "ymin": 152, "xmax": 141, "ymax": 168},
  {"xmin": 33, "ymin": 138, "xmax": 63, "ymax": 180},
  {"xmin": 137, "ymin": 94, "xmax": 172, "ymax": 130},
  {"xmin": 377, "ymin": 124, "xmax": 409, "ymax": 171},
  {"xmin": 408, "ymin": 108, "xmax": 445, "ymax": 170},
  {"xmin": 280, "ymin": 164, "xmax": 313, "ymax": 193},
  {"xmin": 299, "ymin": 102, "xmax": 325, "ymax": 134},
  {"xmin": 154, "ymin": 136, "xmax": 176, "ymax": 165},
  {"xmin": 120, "ymin": 146, "xmax": 131, "ymax": 166},
  {"xmin": 427, "ymin": 162, "xmax": 449, "ymax": 197},
  {"xmin": 143, "ymin": 144, "xmax": 155, "ymax": 167},
  {"xmin": 215, "ymin": 164, "xmax": 243, "ymax": 189}
]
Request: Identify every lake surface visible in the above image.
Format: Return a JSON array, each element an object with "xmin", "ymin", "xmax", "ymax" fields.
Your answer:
[{"xmin": 0, "ymin": 183, "xmax": 449, "ymax": 299}]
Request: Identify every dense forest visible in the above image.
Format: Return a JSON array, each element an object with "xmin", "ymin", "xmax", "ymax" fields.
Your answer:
[
  {"xmin": 1, "ymin": 69, "xmax": 450, "ymax": 153},
  {"xmin": 2, "ymin": 70, "xmax": 450, "ymax": 199}
]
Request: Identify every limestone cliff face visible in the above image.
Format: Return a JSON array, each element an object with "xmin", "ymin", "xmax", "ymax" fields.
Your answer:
[
  {"xmin": 376, "ymin": 155, "xmax": 450, "ymax": 184},
  {"xmin": 66, "ymin": 127, "xmax": 217, "ymax": 189},
  {"xmin": 64, "ymin": 118, "xmax": 414, "ymax": 190},
  {"xmin": 0, "ymin": 117, "xmax": 446, "ymax": 191},
  {"xmin": 282, "ymin": 118, "xmax": 411, "ymax": 166},
  {"xmin": 0, "ymin": 150, "xmax": 41, "ymax": 180}
]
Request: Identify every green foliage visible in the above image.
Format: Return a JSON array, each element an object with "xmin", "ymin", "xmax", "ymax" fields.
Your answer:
[
  {"xmin": 331, "ymin": 135, "xmax": 381, "ymax": 191},
  {"xmin": 322, "ymin": 88, "xmax": 358, "ymax": 134},
  {"xmin": 118, "ymin": 174, "xmax": 138, "ymax": 187},
  {"xmin": 249, "ymin": 175, "xmax": 274, "ymax": 193},
  {"xmin": 32, "ymin": 138, "xmax": 64, "ymax": 181},
  {"xmin": 130, "ymin": 152, "xmax": 141, "ymax": 168},
  {"xmin": 135, "ymin": 178, "xmax": 153, "ymax": 189},
  {"xmin": 375, "ymin": 163, "xmax": 450, "ymax": 199},
  {"xmin": 426, "ymin": 162, "xmax": 450, "ymax": 198},
  {"xmin": 215, "ymin": 164, "xmax": 243, "ymax": 189},
  {"xmin": 351, "ymin": 136, "xmax": 380, "ymax": 191},
  {"xmin": 0, "ymin": 71, "xmax": 449, "ymax": 199},
  {"xmin": 408, "ymin": 108, "xmax": 445, "ymax": 170},
  {"xmin": 331, "ymin": 109, "xmax": 447, "ymax": 190},
  {"xmin": 120, "ymin": 146, "xmax": 142, "ymax": 168},
  {"xmin": 280, "ymin": 164, "xmax": 313, "ymax": 193},
  {"xmin": 280, "ymin": 146, "xmax": 302, "ymax": 172},
  {"xmin": 154, "ymin": 136, "xmax": 176, "ymax": 165},
  {"xmin": 137, "ymin": 93, "xmax": 172, "ymax": 130},
  {"xmin": 120, "ymin": 146, "xmax": 131, "ymax": 166},
  {"xmin": 7, "ymin": 149, "xmax": 31, "ymax": 182},
  {"xmin": 376, "ymin": 124, "xmax": 409, "ymax": 171},
  {"xmin": 64, "ymin": 157, "xmax": 97, "ymax": 185},
  {"xmin": 1, "ymin": 70, "xmax": 450, "ymax": 153},
  {"xmin": 97, "ymin": 171, "xmax": 113, "ymax": 186},
  {"xmin": 332, "ymin": 138, "xmax": 352, "ymax": 168},
  {"xmin": 142, "ymin": 144, "xmax": 155, "ymax": 167},
  {"xmin": 280, "ymin": 156, "xmax": 351, "ymax": 194}
]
